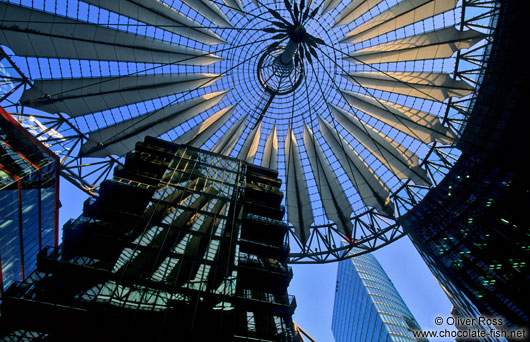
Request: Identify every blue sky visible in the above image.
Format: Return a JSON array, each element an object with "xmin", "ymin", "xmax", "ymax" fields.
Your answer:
[{"xmin": 289, "ymin": 236, "xmax": 459, "ymax": 341}]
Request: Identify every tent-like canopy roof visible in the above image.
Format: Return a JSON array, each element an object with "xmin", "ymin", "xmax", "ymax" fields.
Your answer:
[{"xmin": 0, "ymin": 0, "xmax": 498, "ymax": 262}]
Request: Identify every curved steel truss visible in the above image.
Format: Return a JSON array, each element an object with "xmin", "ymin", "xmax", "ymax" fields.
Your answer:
[{"xmin": 0, "ymin": 0, "xmax": 500, "ymax": 263}]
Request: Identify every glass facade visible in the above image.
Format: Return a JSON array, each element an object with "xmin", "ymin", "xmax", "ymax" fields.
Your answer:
[
  {"xmin": 421, "ymin": 253, "xmax": 508, "ymax": 342},
  {"xmin": 0, "ymin": 106, "xmax": 59, "ymax": 299},
  {"xmin": 90, "ymin": 143, "xmax": 246, "ymax": 309},
  {"xmin": 332, "ymin": 249, "xmax": 427, "ymax": 342},
  {"xmin": 0, "ymin": 137, "xmax": 295, "ymax": 341},
  {"xmin": 402, "ymin": 154, "xmax": 530, "ymax": 331}
]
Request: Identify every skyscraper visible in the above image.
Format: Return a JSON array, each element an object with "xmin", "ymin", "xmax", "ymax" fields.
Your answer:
[
  {"xmin": 421, "ymin": 252, "xmax": 507, "ymax": 342},
  {"xmin": 0, "ymin": 106, "xmax": 59, "ymax": 301},
  {"xmin": 0, "ymin": 137, "xmax": 296, "ymax": 341},
  {"xmin": 332, "ymin": 249, "xmax": 427, "ymax": 342},
  {"xmin": 403, "ymin": 155, "xmax": 529, "ymax": 332}
]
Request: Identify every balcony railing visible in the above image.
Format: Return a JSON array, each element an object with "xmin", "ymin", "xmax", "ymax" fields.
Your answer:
[
  {"xmin": 239, "ymin": 255, "xmax": 293, "ymax": 278},
  {"xmin": 245, "ymin": 213, "xmax": 289, "ymax": 229},
  {"xmin": 239, "ymin": 237, "xmax": 289, "ymax": 251},
  {"xmin": 38, "ymin": 246, "xmax": 110, "ymax": 276},
  {"xmin": 236, "ymin": 290, "xmax": 297, "ymax": 315}
]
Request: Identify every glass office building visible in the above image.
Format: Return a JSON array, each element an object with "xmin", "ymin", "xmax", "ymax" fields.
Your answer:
[
  {"xmin": 403, "ymin": 154, "xmax": 529, "ymax": 331},
  {"xmin": 398, "ymin": 2, "xmax": 529, "ymax": 334},
  {"xmin": 332, "ymin": 249, "xmax": 427, "ymax": 342},
  {"xmin": 0, "ymin": 106, "xmax": 59, "ymax": 298},
  {"xmin": 0, "ymin": 137, "xmax": 296, "ymax": 341}
]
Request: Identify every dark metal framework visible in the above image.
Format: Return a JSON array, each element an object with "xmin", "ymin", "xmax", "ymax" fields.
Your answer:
[
  {"xmin": 0, "ymin": 138, "xmax": 297, "ymax": 340},
  {"xmin": 0, "ymin": 0, "xmax": 501, "ymax": 263}
]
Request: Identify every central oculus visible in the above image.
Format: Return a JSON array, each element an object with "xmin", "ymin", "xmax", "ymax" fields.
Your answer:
[{"xmin": 256, "ymin": 2, "xmax": 323, "ymax": 97}]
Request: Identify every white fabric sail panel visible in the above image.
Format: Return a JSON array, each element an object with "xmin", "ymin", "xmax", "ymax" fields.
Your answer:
[
  {"xmin": 0, "ymin": 3, "xmax": 221, "ymax": 65},
  {"xmin": 344, "ymin": 27, "xmax": 486, "ymax": 62},
  {"xmin": 19, "ymin": 73, "xmax": 222, "ymax": 117},
  {"xmin": 321, "ymin": 0, "xmax": 343, "ymax": 15},
  {"xmin": 0, "ymin": 29, "xmax": 221, "ymax": 65},
  {"xmin": 285, "ymin": 127, "xmax": 313, "ymax": 243},
  {"xmin": 223, "ymin": 0, "xmax": 244, "ymax": 12},
  {"xmin": 181, "ymin": 0, "xmax": 233, "ymax": 27},
  {"xmin": 261, "ymin": 125, "xmax": 278, "ymax": 170},
  {"xmin": 303, "ymin": 124, "xmax": 354, "ymax": 236},
  {"xmin": 342, "ymin": 0, "xmax": 458, "ymax": 43},
  {"xmin": 318, "ymin": 117, "xmax": 394, "ymax": 216},
  {"xmin": 175, "ymin": 104, "xmax": 236, "ymax": 148},
  {"xmin": 80, "ymin": 91, "xmax": 228, "ymax": 157},
  {"xmin": 211, "ymin": 116, "xmax": 247, "ymax": 156},
  {"xmin": 330, "ymin": 103, "xmax": 431, "ymax": 186},
  {"xmin": 129, "ymin": 0, "xmax": 226, "ymax": 44},
  {"xmin": 342, "ymin": 72, "xmax": 474, "ymax": 102},
  {"xmin": 237, "ymin": 122, "xmax": 262, "ymax": 163},
  {"xmin": 334, "ymin": 0, "xmax": 384, "ymax": 27},
  {"xmin": 82, "ymin": 0, "xmax": 225, "ymax": 45},
  {"xmin": 341, "ymin": 91, "xmax": 456, "ymax": 144}
]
